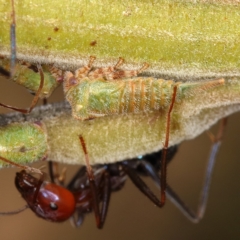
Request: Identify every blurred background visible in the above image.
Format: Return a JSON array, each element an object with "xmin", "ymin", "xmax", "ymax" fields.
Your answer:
[{"xmin": 0, "ymin": 75, "xmax": 240, "ymax": 240}]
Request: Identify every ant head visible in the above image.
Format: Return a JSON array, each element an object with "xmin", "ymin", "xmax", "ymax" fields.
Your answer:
[{"xmin": 15, "ymin": 170, "xmax": 76, "ymax": 222}]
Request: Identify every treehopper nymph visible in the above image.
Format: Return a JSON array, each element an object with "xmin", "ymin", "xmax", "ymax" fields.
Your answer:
[{"xmin": 0, "ymin": 0, "xmax": 240, "ymax": 231}]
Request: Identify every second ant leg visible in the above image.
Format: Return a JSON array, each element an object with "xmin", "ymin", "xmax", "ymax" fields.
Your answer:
[
  {"xmin": 161, "ymin": 118, "xmax": 227, "ymax": 222},
  {"xmin": 79, "ymin": 135, "xmax": 101, "ymax": 228},
  {"xmin": 79, "ymin": 135, "xmax": 111, "ymax": 229},
  {"xmin": 158, "ymin": 84, "xmax": 178, "ymax": 207}
]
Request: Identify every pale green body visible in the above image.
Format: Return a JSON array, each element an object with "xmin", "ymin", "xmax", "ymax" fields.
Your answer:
[
  {"xmin": 1, "ymin": 58, "xmax": 60, "ymax": 98},
  {"xmin": 0, "ymin": 122, "xmax": 48, "ymax": 167},
  {"xmin": 66, "ymin": 77, "xmax": 178, "ymax": 120},
  {"xmin": 65, "ymin": 77, "xmax": 224, "ymax": 120}
]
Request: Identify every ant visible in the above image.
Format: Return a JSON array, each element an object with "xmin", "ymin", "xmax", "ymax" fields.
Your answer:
[
  {"xmin": 0, "ymin": 117, "xmax": 226, "ymax": 227},
  {"xmin": 0, "ymin": 142, "xmax": 177, "ymax": 229},
  {"xmin": 0, "ymin": 0, "xmax": 178, "ymax": 214},
  {"xmin": 0, "ymin": 0, "xmax": 229, "ymax": 227}
]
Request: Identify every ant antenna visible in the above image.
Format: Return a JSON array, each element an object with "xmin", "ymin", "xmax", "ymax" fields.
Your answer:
[
  {"xmin": 0, "ymin": 156, "xmax": 42, "ymax": 175},
  {"xmin": 0, "ymin": 205, "xmax": 28, "ymax": 216}
]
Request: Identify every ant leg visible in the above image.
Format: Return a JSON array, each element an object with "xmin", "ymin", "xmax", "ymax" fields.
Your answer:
[
  {"xmin": 78, "ymin": 135, "xmax": 111, "ymax": 229},
  {"xmin": 0, "ymin": 156, "xmax": 42, "ymax": 175},
  {"xmin": 121, "ymin": 162, "xmax": 161, "ymax": 206},
  {"xmin": 98, "ymin": 169, "xmax": 111, "ymax": 228},
  {"xmin": 48, "ymin": 161, "xmax": 66, "ymax": 186},
  {"xmin": 0, "ymin": 64, "xmax": 44, "ymax": 114},
  {"xmin": 158, "ymin": 84, "xmax": 178, "ymax": 207},
  {"xmin": 195, "ymin": 117, "xmax": 227, "ymax": 220},
  {"xmin": 79, "ymin": 135, "xmax": 101, "ymax": 228},
  {"xmin": 165, "ymin": 118, "xmax": 228, "ymax": 222},
  {"xmin": 121, "ymin": 85, "xmax": 178, "ymax": 207},
  {"xmin": 144, "ymin": 118, "xmax": 227, "ymax": 222}
]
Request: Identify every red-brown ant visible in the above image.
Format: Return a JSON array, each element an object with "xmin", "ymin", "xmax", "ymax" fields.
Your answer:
[
  {"xmin": 0, "ymin": 115, "xmax": 227, "ymax": 227},
  {"xmin": 8, "ymin": 145, "xmax": 177, "ymax": 229},
  {"xmin": 0, "ymin": 121, "xmax": 224, "ymax": 227},
  {"xmin": 15, "ymin": 170, "xmax": 76, "ymax": 222},
  {"xmin": 0, "ymin": 139, "xmax": 178, "ymax": 229}
]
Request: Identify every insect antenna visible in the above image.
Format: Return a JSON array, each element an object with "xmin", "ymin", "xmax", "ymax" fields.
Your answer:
[
  {"xmin": 0, "ymin": 205, "xmax": 29, "ymax": 216},
  {"xmin": 0, "ymin": 156, "xmax": 42, "ymax": 175}
]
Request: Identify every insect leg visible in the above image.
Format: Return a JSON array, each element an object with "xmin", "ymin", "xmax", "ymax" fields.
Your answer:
[
  {"xmin": 104, "ymin": 61, "xmax": 149, "ymax": 80},
  {"xmin": 78, "ymin": 136, "xmax": 111, "ymax": 228},
  {"xmin": 150, "ymin": 118, "xmax": 227, "ymax": 222},
  {"xmin": 63, "ymin": 56, "xmax": 96, "ymax": 90},
  {"xmin": 98, "ymin": 169, "xmax": 111, "ymax": 228},
  {"xmin": 121, "ymin": 161, "xmax": 161, "ymax": 206},
  {"xmin": 0, "ymin": 64, "xmax": 44, "ymax": 113},
  {"xmin": 88, "ymin": 57, "xmax": 125, "ymax": 79},
  {"xmin": 195, "ymin": 117, "xmax": 227, "ymax": 220},
  {"xmin": 79, "ymin": 135, "xmax": 101, "ymax": 228},
  {"xmin": 48, "ymin": 161, "xmax": 66, "ymax": 186},
  {"xmin": 159, "ymin": 84, "xmax": 178, "ymax": 207},
  {"xmin": 74, "ymin": 56, "xmax": 96, "ymax": 78}
]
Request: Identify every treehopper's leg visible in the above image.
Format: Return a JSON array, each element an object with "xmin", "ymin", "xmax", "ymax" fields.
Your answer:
[
  {"xmin": 74, "ymin": 56, "xmax": 96, "ymax": 79},
  {"xmin": 0, "ymin": 65, "xmax": 44, "ymax": 114},
  {"xmin": 88, "ymin": 57, "xmax": 125, "ymax": 79},
  {"xmin": 104, "ymin": 60, "xmax": 149, "ymax": 80}
]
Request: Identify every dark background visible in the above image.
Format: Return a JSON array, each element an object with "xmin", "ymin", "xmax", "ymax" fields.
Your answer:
[{"xmin": 0, "ymin": 76, "xmax": 240, "ymax": 240}]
